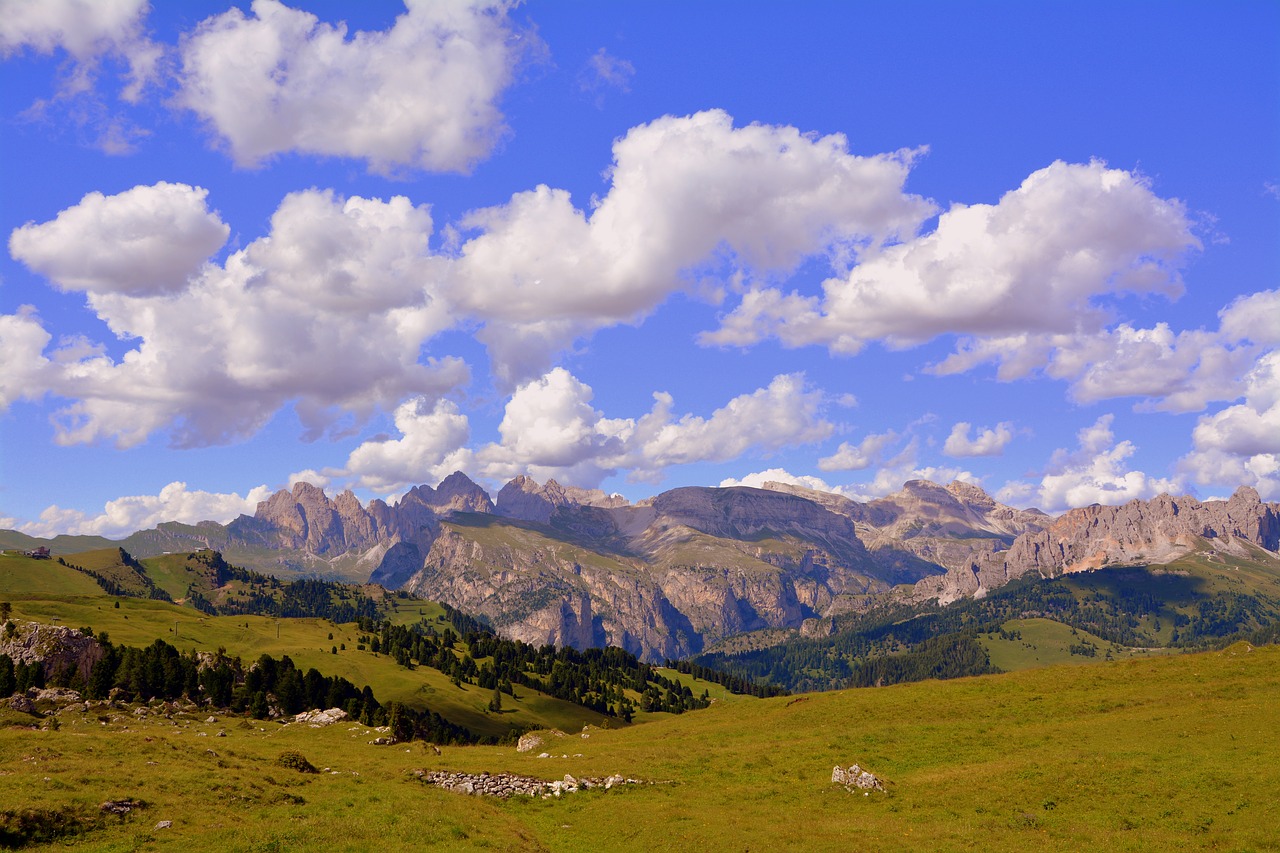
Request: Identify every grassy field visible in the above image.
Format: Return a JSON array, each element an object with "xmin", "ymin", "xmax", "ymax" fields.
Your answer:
[
  {"xmin": 0, "ymin": 588, "xmax": 609, "ymax": 741},
  {"xmin": 0, "ymin": 554, "xmax": 103, "ymax": 597},
  {"xmin": 979, "ymin": 618, "xmax": 1176, "ymax": 672},
  {"xmin": 2, "ymin": 641, "xmax": 1276, "ymax": 851}
]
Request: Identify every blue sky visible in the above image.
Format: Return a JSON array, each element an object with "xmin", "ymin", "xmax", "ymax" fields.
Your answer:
[{"xmin": 1, "ymin": 0, "xmax": 1277, "ymax": 538}]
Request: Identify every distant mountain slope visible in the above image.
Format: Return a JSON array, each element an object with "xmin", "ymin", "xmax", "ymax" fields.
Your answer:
[
  {"xmin": 6, "ymin": 475, "xmax": 1278, "ymax": 663},
  {"xmin": 0, "ymin": 529, "xmax": 116, "ymax": 555},
  {"xmin": 907, "ymin": 486, "xmax": 1280, "ymax": 604},
  {"xmin": 398, "ymin": 480, "xmax": 1046, "ymax": 660}
]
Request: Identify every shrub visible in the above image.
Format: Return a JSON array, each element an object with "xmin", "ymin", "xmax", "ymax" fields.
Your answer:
[{"xmin": 276, "ymin": 750, "xmax": 317, "ymax": 773}]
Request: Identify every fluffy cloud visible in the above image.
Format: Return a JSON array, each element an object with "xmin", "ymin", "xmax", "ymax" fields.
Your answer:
[
  {"xmin": 177, "ymin": 0, "xmax": 524, "ymax": 174},
  {"xmin": 0, "ymin": 0, "xmax": 158, "ymax": 99},
  {"xmin": 454, "ymin": 109, "xmax": 934, "ymax": 384},
  {"xmin": 7, "ymin": 185, "xmax": 465, "ymax": 447},
  {"xmin": 835, "ymin": 438, "xmax": 978, "ymax": 502},
  {"xmin": 942, "ymin": 421, "xmax": 1014, "ymax": 457},
  {"xmin": 1179, "ymin": 350, "xmax": 1280, "ymax": 498},
  {"xmin": 999, "ymin": 415, "xmax": 1180, "ymax": 512},
  {"xmin": 933, "ymin": 289, "xmax": 1280, "ymax": 414},
  {"xmin": 817, "ymin": 431, "xmax": 898, "ymax": 472},
  {"xmin": 0, "ymin": 307, "xmax": 55, "ymax": 409},
  {"xmin": 489, "ymin": 369, "xmax": 630, "ymax": 468},
  {"xmin": 19, "ymin": 481, "xmax": 272, "ymax": 539},
  {"xmin": 624, "ymin": 373, "xmax": 833, "ymax": 478},
  {"xmin": 344, "ymin": 397, "xmax": 473, "ymax": 494},
  {"xmin": 719, "ymin": 469, "xmax": 837, "ymax": 493},
  {"xmin": 9, "ymin": 183, "xmax": 229, "ymax": 296},
  {"xmin": 9, "ymin": 110, "xmax": 940, "ymax": 447},
  {"xmin": 343, "ymin": 369, "xmax": 834, "ymax": 490},
  {"xmin": 705, "ymin": 160, "xmax": 1197, "ymax": 353}
]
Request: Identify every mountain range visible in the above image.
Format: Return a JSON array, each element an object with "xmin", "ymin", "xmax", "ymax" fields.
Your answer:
[{"xmin": 4, "ymin": 474, "xmax": 1278, "ymax": 661}]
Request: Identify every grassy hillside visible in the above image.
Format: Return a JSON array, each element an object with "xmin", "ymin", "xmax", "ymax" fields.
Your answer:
[
  {"xmin": 698, "ymin": 547, "xmax": 1280, "ymax": 691},
  {"xmin": 443, "ymin": 514, "xmax": 641, "ymax": 576},
  {"xmin": 0, "ymin": 554, "xmax": 103, "ymax": 597},
  {"xmin": 0, "ymin": 549, "xmax": 728, "ymax": 739},
  {"xmin": 2, "ymin": 642, "xmax": 1276, "ymax": 850},
  {"xmin": 1, "ymin": 587, "xmax": 608, "ymax": 741},
  {"xmin": 0, "ymin": 532, "xmax": 116, "ymax": 556},
  {"xmin": 978, "ymin": 617, "xmax": 1175, "ymax": 671}
]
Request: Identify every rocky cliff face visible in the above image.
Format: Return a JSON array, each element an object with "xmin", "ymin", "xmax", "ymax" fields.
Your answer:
[
  {"xmin": 1003, "ymin": 486, "xmax": 1280, "ymax": 576},
  {"xmin": 0, "ymin": 621, "xmax": 104, "ymax": 682},
  {"xmin": 762, "ymin": 479, "xmax": 1049, "ymax": 577},
  {"xmin": 233, "ymin": 482, "xmax": 416, "ymax": 555},
  {"xmin": 403, "ymin": 510, "xmax": 845, "ymax": 660},
  {"xmin": 112, "ymin": 474, "xmax": 493, "ymax": 582},
  {"xmin": 38, "ymin": 468, "xmax": 1279, "ymax": 661},
  {"xmin": 400, "ymin": 481, "xmax": 969, "ymax": 659},
  {"xmin": 496, "ymin": 476, "xmax": 628, "ymax": 524},
  {"xmin": 904, "ymin": 486, "xmax": 1280, "ymax": 605}
]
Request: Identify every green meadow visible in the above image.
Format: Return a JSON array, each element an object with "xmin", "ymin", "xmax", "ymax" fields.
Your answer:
[
  {"xmin": 0, "ymin": 552, "xmax": 608, "ymax": 739},
  {"xmin": 979, "ymin": 617, "xmax": 1176, "ymax": 671},
  {"xmin": 4, "ymin": 548, "xmax": 1280, "ymax": 850},
  {"xmin": 3, "ymin": 642, "xmax": 1276, "ymax": 851}
]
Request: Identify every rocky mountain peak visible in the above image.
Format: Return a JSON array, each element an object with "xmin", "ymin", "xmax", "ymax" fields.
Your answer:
[
  {"xmin": 431, "ymin": 471, "xmax": 495, "ymax": 514},
  {"xmin": 495, "ymin": 476, "xmax": 557, "ymax": 523},
  {"xmin": 494, "ymin": 476, "xmax": 624, "ymax": 523},
  {"xmin": 291, "ymin": 481, "xmax": 328, "ymax": 502},
  {"xmin": 943, "ymin": 479, "xmax": 997, "ymax": 509},
  {"xmin": 1002, "ymin": 488, "xmax": 1280, "ymax": 579}
]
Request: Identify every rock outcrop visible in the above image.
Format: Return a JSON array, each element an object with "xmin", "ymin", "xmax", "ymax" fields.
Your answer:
[
  {"xmin": 496, "ymin": 476, "xmax": 627, "ymax": 525},
  {"xmin": 1003, "ymin": 486, "xmax": 1280, "ymax": 577},
  {"xmin": 904, "ymin": 486, "xmax": 1280, "ymax": 605},
  {"xmin": 0, "ymin": 621, "xmax": 103, "ymax": 683},
  {"xmin": 832, "ymin": 764, "xmax": 886, "ymax": 792}
]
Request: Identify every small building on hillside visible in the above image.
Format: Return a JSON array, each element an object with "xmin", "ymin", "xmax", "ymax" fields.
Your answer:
[{"xmin": 23, "ymin": 546, "xmax": 51, "ymax": 559}]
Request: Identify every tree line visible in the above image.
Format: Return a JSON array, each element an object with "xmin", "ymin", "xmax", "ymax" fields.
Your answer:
[
  {"xmin": 0, "ymin": 633, "xmax": 475, "ymax": 744},
  {"xmin": 351, "ymin": 615, "xmax": 719, "ymax": 720},
  {"xmin": 693, "ymin": 566, "xmax": 1280, "ymax": 692}
]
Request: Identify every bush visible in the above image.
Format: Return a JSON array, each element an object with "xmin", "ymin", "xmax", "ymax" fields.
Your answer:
[{"xmin": 275, "ymin": 750, "xmax": 317, "ymax": 774}]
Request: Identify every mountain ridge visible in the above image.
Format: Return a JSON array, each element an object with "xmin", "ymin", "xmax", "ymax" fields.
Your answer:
[{"xmin": 5, "ymin": 475, "xmax": 1278, "ymax": 661}]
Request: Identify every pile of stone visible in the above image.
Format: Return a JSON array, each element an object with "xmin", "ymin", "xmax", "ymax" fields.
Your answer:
[
  {"xmin": 832, "ymin": 764, "xmax": 886, "ymax": 792},
  {"xmin": 292, "ymin": 708, "xmax": 348, "ymax": 727},
  {"xmin": 414, "ymin": 770, "xmax": 638, "ymax": 799},
  {"xmin": 515, "ymin": 728, "xmax": 566, "ymax": 752},
  {"xmin": 100, "ymin": 799, "xmax": 145, "ymax": 816}
]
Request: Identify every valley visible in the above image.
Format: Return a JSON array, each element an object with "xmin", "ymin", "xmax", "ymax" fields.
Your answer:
[
  {"xmin": 4, "ymin": 478, "xmax": 1280, "ymax": 850},
  {"xmin": 3, "ymin": 638, "xmax": 1276, "ymax": 851}
]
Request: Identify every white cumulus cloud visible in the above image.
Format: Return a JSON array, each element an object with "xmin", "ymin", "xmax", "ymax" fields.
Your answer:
[
  {"xmin": 1179, "ymin": 350, "xmax": 1280, "ymax": 498},
  {"xmin": 817, "ymin": 430, "xmax": 898, "ymax": 471},
  {"xmin": 0, "ymin": 0, "xmax": 158, "ymax": 100},
  {"xmin": 10, "ymin": 182, "xmax": 229, "ymax": 296},
  {"xmin": 19, "ymin": 481, "xmax": 272, "ymax": 539},
  {"xmin": 454, "ymin": 109, "xmax": 934, "ymax": 385},
  {"xmin": 6, "ymin": 186, "xmax": 466, "ymax": 447},
  {"xmin": 343, "ymin": 369, "xmax": 835, "ymax": 491},
  {"xmin": 719, "ymin": 468, "xmax": 837, "ymax": 493},
  {"xmin": 344, "ymin": 397, "xmax": 473, "ymax": 494},
  {"xmin": 706, "ymin": 160, "xmax": 1197, "ymax": 354},
  {"xmin": 176, "ymin": 0, "xmax": 525, "ymax": 174},
  {"xmin": 999, "ymin": 414, "xmax": 1180, "ymax": 512},
  {"xmin": 942, "ymin": 421, "xmax": 1014, "ymax": 457},
  {"xmin": 933, "ymin": 288, "xmax": 1280, "ymax": 414}
]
